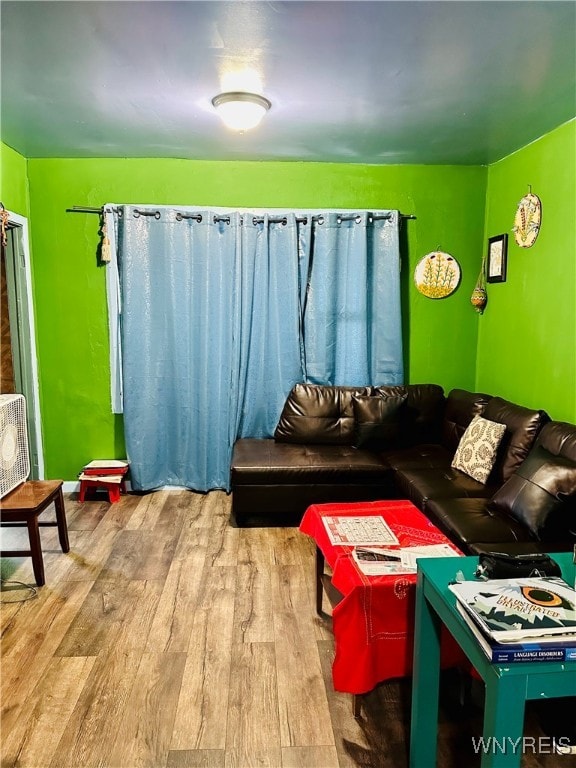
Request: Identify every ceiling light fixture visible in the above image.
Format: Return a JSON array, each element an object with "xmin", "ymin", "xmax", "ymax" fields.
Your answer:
[{"xmin": 211, "ymin": 92, "xmax": 271, "ymax": 132}]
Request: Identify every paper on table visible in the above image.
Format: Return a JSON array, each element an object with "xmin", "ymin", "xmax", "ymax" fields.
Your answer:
[
  {"xmin": 322, "ymin": 515, "xmax": 399, "ymax": 546},
  {"xmin": 352, "ymin": 543, "xmax": 459, "ymax": 576},
  {"xmin": 400, "ymin": 543, "xmax": 460, "ymax": 570},
  {"xmin": 352, "ymin": 547, "xmax": 410, "ymax": 576}
]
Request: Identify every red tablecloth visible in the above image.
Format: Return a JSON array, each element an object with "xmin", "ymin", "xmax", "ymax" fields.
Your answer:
[{"xmin": 299, "ymin": 500, "xmax": 464, "ymax": 694}]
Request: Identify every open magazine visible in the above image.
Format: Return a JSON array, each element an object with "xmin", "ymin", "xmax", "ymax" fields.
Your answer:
[
  {"xmin": 449, "ymin": 577, "xmax": 576, "ymax": 642},
  {"xmin": 352, "ymin": 543, "xmax": 459, "ymax": 576}
]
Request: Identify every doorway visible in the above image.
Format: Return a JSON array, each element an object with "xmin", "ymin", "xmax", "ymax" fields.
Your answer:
[{"xmin": 1, "ymin": 211, "xmax": 44, "ymax": 479}]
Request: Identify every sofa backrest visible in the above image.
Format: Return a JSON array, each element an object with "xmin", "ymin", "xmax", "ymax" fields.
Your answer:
[
  {"xmin": 441, "ymin": 389, "xmax": 491, "ymax": 453},
  {"xmin": 274, "ymin": 382, "xmax": 445, "ymax": 446},
  {"xmin": 535, "ymin": 421, "xmax": 576, "ymax": 461},
  {"xmin": 375, "ymin": 384, "xmax": 445, "ymax": 447},
  {"xmin": 274, "ymin": 383, "xmax": 372, "ymax": 444},
  {"xmin": 483, "ymin": 396, "xmax": 550, "ymax": 484},
  {"xmin": 489, "ymin": 421, "xmax": 576, "ymax": 542}
]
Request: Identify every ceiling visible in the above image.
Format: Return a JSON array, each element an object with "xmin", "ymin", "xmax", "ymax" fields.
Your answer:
[{"xmin": 1, "ymin": 1, "xmax": 575, "ymax": 165}]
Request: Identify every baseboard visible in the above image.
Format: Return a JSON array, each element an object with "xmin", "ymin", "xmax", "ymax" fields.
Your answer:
[
  {"xmin": 63, "ymin": 480, "xmax": 133, "ymax": 493},
  {"xmin": 61, "ymin": 481, "xmax": 194, "ymax": 493}
]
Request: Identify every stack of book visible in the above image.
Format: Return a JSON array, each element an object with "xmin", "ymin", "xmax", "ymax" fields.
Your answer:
[
  {"xmin": 449, "ymin": 576, "xmax": 576, "ymax": 663},
  {"xmin": 78, "ymin": 459, "xmax": 129, "ymax": 485}
]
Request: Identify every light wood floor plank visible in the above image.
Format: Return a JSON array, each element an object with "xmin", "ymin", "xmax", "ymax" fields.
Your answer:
[
  {"xmin": 238, "ymin": 527, "xmax": 277, "ymax": 567},
  {"xmin": 224, "ymin": 748, "xmax": 283, "ymax": 768},
  {"xmin": 167, "ymin": 749, "xmax": 225, "ymax": 767},
  {"xmin": 53, "ymin": 576, "xmax": 148, "ymax": 657},
  {"xmin": 281, "ymin": 745, "xmax": 340, "ymax": 767},
  {"xmin": 0, "ymin": 594, "xmax": 26, "ymax": 632},
  {"xmin": 58, "ymin": 527, "xmax": 120, "ymax": 582},
  {"xmin": 226, "ymin": 642, "xmax": 280, "ymax": 755},
  {"xmin": 1, "ymin": 578, "xmax": 94, "ymax": 666},
  {"xmin": 48, "ymin": 650, "xmax": 143, "ymax": 768},
  {"xmin": 108, "ymin": 651, "xmax": 187, "ymax": 768},
  {"xmin": 145, "ymin": 527, "xmax": 209, "ymax": 653},
  {"xmin": 124, "ymin": 489, "xmax": 171, "ymax": 530},
  {"xmin": 316, "ymin": 639, "xmax": 373, "ymax": 767},
  {"xmin": 171, "ymin": 566, "xmax": 236, "ymax": 751},
  {"xmin": 65, "ymin": 498, "xmax": 109, "ymax": 530},
  {"xmin": 232, "ymin": 563, "xmax": 274, "ymax": 644},
  {"xmin": 272, "ymin": 564, "xmax": 334, "ymax": 748},
  {"xmin": 0, "ymin": 655, "xmax": 96, "ymax": 768}
]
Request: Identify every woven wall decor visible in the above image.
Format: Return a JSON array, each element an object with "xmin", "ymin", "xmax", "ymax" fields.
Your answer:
[
  {"xmin": 414, "ymin": 251, "xmax": 461, "ymax": 299},
  {"xmin": 513, "ymin": 192, "xmax": 542, "ymax": 248}
]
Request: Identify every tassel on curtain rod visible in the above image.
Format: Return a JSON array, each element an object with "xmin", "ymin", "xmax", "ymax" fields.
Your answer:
[{"xmin": 66, "ymin": 206, "xmax": 416, "ymax": 223}]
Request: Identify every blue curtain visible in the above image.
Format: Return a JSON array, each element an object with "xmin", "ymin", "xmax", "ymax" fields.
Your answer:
[
  {"xmin": 109, "ymin": 206, "xmax": 402, "ymax": 491},
  {"xmin": 230, "ymin": 214, "xmax": 305, "ymax": 440},
  {"xmin": 115, "ymin": 208, "xmax": 303, "ymax": 491},
  {"xmin": 302, "ymin": 211, "xmax": 403, "ymax": 386}
]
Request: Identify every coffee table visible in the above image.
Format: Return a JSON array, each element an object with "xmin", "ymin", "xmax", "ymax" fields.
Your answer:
[{"xmin": 299, "ymin": 500, "xmax": 463, "ymax": 700}]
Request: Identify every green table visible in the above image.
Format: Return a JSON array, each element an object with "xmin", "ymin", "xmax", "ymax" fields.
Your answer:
[{"xmin": 409, "ymin": 553, "xmax": 576, "ymax": 768}]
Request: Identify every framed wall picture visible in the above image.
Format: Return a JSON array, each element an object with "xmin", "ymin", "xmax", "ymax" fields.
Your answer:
[{"xmin": 487, "ymin": 234, "xmax": 508, "ymax": 283}]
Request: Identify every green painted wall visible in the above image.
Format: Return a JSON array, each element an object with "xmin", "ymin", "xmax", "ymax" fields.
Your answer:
[
  {"xmin": 0, "ymin": 142, "xmax": 29, "ymax": 216},
  {"xmin": 477, "ymin": 120, "xmax": 576, "ymax": 422},
  {"xmin": 26, "ymin": 158, "xmax": 486, "ymax": 479}
]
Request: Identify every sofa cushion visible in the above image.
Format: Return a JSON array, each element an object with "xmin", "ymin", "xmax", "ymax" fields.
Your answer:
[
  {"xmin": 380, "ymin": 444, "xmax": 453, "ymax": 471},
  {"xmin": 451, "ymin": 415, "xmax": 506, "ymax": 484},
  {"xmin": 232, "ymin": 438, "xmax": 391, "ymax": 484},
  {"xmin": 482, "ymin": 396, "xmax": 550, "ymax": 484},
  {"xmin": 274, "ymin": 384, "xmax": 372, "ymax": 444},
  {"xmin": 441, "ymin": 389, "xmax": 491, "ymax": 453},
  {"xmin": 394, "ymin": 466, "xmax": 497, "ymax": 510},
  {"xmin": 375, "ymin": 384, "xmax": 445, "ymax": 446},
  {"xmin": 352, "ymin": 393, "xmax": 407, "ymax": 450},
  {"xmin": 425, "ymin": 497, "xmax": 537, "ymax": 552},
  {"xmin": 488, "ymin": 445, "xmax": 576, "ymax": 541}
]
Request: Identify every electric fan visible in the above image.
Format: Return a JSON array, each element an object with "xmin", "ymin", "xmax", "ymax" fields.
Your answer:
[{"xmin": 0, "ymin": 393, "xmax": 30, "ymax": 498}]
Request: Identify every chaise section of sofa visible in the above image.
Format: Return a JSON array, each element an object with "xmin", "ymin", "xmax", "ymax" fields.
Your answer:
[
  {"xmin": 231, "ymin": 438, "xmax": 394, "ymax": 526},
  {"xmin": 393, "ymin": 396, "xmax": 550, "ymax": 512},
  {"xmin": 231, "ymin": 382, "xmax": 445, "ymax": 526},
  {"xmin": 427, "ymin": 420, "xmax": 576, "ymax": 555}
]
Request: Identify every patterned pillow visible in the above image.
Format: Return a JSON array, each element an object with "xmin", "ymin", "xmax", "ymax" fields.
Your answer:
[{"xmin": 451, "ymin": 415, "xmax": 506, "ymax": 484}]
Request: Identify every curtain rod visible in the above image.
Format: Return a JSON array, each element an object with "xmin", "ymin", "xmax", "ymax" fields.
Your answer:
[{"xmin": 66, "ymin": 206, "xmax": 416, "ymax": 223}]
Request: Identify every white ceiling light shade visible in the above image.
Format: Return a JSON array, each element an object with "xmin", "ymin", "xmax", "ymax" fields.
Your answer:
[{"xmin": 211, "ymin": 92, "xmax": 271, "ymax": 131}]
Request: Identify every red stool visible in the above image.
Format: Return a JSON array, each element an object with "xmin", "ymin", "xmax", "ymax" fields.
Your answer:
[{"xmin": 78, "ymin": 475, "xmax": 127, "ymax": 504}]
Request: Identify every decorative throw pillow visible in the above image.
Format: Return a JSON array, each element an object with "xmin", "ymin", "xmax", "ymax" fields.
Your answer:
[
  {"xmin": 352, "ymin": 394, "xmax": 407, "ymax": 450},
  {"xmin": 451, "ymin": 415, "xmax": 506, "ymax": 484},
  {"xmin": 489, "ymin": 445, "xmax": 576, "ymax": 540}
]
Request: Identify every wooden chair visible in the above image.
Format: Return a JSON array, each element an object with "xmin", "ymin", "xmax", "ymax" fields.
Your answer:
[{"xmin": 0, "ymin": 480, "xmax": 69, "ymax": 586}]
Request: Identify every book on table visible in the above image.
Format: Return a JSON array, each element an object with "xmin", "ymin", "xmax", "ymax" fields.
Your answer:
[
  {"xmin": 78, "ymin": 472, "xmax": 126, "ymax": 484},
  {"xmin": 449, "ymin": 576, "xmax": 576, "ymax": 643},
  {"xmin": 455, "ymin": 601, "xmax": 576, "ymax": 663},
  {"xmin": 81, "ymin": 460, "xmax": 129, "ymax": 477}
]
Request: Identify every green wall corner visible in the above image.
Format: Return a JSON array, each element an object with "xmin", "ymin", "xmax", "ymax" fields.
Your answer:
[{"xmin": 477, "ymin": 120, "xmax": 576, "ymax": 422}]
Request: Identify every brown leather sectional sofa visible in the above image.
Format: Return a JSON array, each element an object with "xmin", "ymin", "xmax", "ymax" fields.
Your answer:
[{"xmin": 231, "ymin": 384, "xmax": 576, "ymax": 556}]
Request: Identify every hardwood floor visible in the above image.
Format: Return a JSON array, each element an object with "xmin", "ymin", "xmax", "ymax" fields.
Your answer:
[{"xmin": 1, "ymin": 491, "xmax": 573, "ymax": 768}]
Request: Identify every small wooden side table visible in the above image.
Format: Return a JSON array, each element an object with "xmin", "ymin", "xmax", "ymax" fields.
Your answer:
[{"xmin": 0, "ymin": 480, "xmax": 69, "ymax": 586}]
